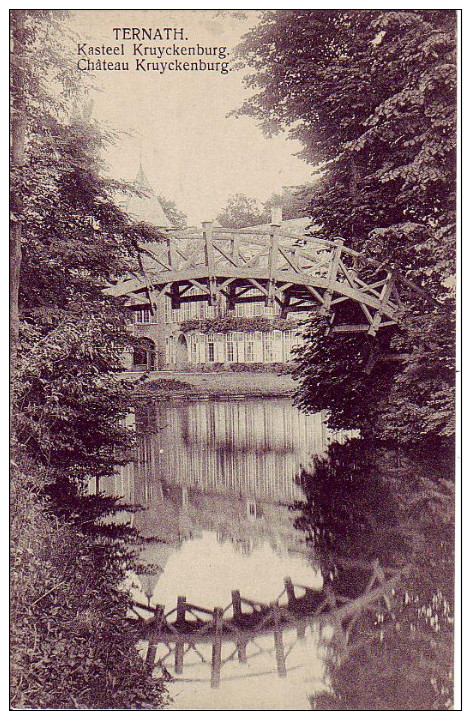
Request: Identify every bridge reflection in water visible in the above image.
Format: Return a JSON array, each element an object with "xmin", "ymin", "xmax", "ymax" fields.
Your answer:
[{"xmin": 103, "ymin": 398, "xmax": 357, "ymax": 707}]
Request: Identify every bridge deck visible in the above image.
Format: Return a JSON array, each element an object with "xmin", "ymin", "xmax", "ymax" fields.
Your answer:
[{"xmin": 109, "ymin": 224, "xmax": 429, "ymax": 336}]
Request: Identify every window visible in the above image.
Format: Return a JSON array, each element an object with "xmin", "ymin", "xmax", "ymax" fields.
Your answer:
[
  {"xmin": 164, "ymin": 299, "xmax": 171, "ymax": 324},
  {"xmin": 208, "ymin": 342, "xmax": 215, "ymax": 362},
  {"xmin": 135, "ymin": 309, "xmax": 151, "ymax": 324},
  {"xmin": 227, "ymin": 340, "xmax": 234, "ymax": 362},
  {"xmin": 245, "ymin": 340, "xmax": 254, "ymax": 362},
  {"xmin": 207, "ymin": 332, "xmax": 215, "ymax": 362},
  {"xmin": 263, "ymin": 331, "xmax": 273, "ymax": 362},
  {"xmin": 181, "ymin": 301, "xmax": 191, "ymax": 321},
  {"xmin": 247, "ymin": 500, "xmax": 257, "ymax": 519}
]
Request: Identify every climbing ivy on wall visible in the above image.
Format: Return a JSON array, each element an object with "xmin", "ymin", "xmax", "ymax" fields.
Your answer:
[{"xmin": 179, "ymin": 316, "xmax": 302, "ymax": 334}]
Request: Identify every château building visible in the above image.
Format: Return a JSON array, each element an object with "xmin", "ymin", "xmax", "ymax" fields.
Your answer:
[{"xmin": 120, "ymin": 166, "xmax": 309, "ymax": 371}]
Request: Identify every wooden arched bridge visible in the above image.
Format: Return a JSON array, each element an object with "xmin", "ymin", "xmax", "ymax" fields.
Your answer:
[
  {"xmin": 130, "ymin": 558, "xmax": 410, "ymax": 688},
  {"xmin": 110, "ymin": 223, "xmax": 429, "ymax": 336}
]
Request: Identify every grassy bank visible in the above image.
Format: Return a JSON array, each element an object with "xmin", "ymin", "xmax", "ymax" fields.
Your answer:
[{"xmin": 130, "ymin": 371, "xmax": 297, "ymax": 399}]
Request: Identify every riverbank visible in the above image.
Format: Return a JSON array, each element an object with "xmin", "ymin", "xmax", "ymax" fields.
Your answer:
[{"xmin": 125, "ymin": 370, "xmax": 297, "ymax": 399}]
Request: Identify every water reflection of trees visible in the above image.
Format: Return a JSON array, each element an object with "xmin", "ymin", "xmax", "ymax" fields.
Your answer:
[{"xmin": 292, "ymin": 439, "xmax": 454, "ymax": 710}]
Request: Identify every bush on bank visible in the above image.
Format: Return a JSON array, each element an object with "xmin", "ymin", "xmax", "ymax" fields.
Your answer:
[{"xmin": 11, "ymin": 452, "xmax": 169, "ymax": 710}]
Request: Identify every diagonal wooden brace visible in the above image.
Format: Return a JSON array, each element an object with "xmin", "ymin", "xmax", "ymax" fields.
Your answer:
[
  {"xmin": 368, "ymin": 269, "xmax": 396, "ymax": 336},
  {"xmin": 319, "ymin": 238, "xmax": 344, "ymax": 316}
]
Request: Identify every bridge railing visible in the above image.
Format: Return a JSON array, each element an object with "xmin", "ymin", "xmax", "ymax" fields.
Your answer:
[
  {"xmin": 131, "ymin": 561, "xmax": 410, "ymax": 688},
  {"xmin": 108, "ymin": 222, "xmax": 433, "ymax": 343}
]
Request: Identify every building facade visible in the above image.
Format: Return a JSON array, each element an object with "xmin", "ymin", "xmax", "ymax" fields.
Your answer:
[
  {"xmin": 119, "ymin": 166, "xmax": 307, "ymax": 371},
  {"xmin": 125, "ymin": 286, "xmax": 305, "ymax": 371}
]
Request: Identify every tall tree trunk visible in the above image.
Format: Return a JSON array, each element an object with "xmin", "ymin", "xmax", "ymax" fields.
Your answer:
[{"xmin": 10, "ymin": 11, "xmax": 27, "ymax": 365}]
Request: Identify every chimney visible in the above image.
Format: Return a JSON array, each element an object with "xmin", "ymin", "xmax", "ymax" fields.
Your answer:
[{"xmin": 271, "ymin": 206, "xmax": 282, "ymax": 226}]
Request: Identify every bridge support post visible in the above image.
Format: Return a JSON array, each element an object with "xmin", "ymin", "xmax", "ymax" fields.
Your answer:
[
  {"xmin": 231, "ymin": 589, "xmax": 242, "ymax": 620},
  {"xmin": 284, "ymin": 577, "xmax": 296, "ymax": 607},
  {"xmin": 227, "ymin": 282, "xmax": 237, "ymax": 312},
  {"xmin": 145, "ymin": 604, "xmax": 165, "ymax": 666},
  {"xmin": 176, "ymin": 596, "xmax": 186, "ymax": 625},
  {"xmin": 170, "ymin": 283, "xmax": 180, "ymax": 310},
  {"xmin": 210, "ymin": 607, "xmax": 223, "ymax": 688},
  {"xmin": 146, "ymin": 640, "xmax": 158, "ymax": 666},
  {"xmin": 280, "ymin": 291, "xmax": 291, "ymax": 319},
  {"xmin": 296, "ymin": 621, "xmax": 307, "ymax": 640},
  {"xmin": 272, "ymin": 603, "xmax": 287, "ymax": 678},
  {"xmin": 203, "ymin": 221, "xmax": 218, "ymax": 306},
  {"xmin": 154, "ymin": 292, "xmax": 167, "ymax": 368},
  {"xmin": 266, "ymin": 216, "xmax": 281, "ymax": 306},
  {"xmin": 237, "ymin": 639, "xmax": 248, "ymax": 664},
  {"xmin": 174, "ymin": 640, "xmax": 185, "ymax": 675}
]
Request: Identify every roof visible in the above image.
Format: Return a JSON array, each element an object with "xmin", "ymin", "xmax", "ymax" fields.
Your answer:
[
  {"xmin": 243, "ymin": 217, "xmax": 318, "ymax": 235},
  {"xmin": 125, "ymin": 164, "xmax": 172, "ymax": 228}
]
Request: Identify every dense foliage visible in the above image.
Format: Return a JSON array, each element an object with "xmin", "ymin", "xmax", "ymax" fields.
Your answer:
[
  {"xmin": 158, "ymin": 193, "xmax": 187, "ymax": 229},
  {"xmin": 10, "ymin": 10, "xmax": 167, "ymax": 708},
  {"xmin": 180, "ymin": 315, "xmax": 299, "ymax": 333},
  {"xmin": 293, "ymin": 439, "xmax": 454, "ymax": 710},
  {"xmin": 216, "ymin": 192, "xmax": 266, "ymax": 228},
  {"xmin": 263, "ymin": 187, "xmax": 309, "ymax": 221},
  {"xmin": 11, "ymin": 460, "xmax": 169, "ymax": 709},
  {"xmin": 236, "ymin": 10, "xmax": 456, "ymax": 445}
]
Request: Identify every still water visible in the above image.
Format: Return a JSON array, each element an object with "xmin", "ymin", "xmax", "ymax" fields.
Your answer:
[
  {"xmin": 104, "ymin": 398, "xmax": 352, "ymax": 709},
  {"xmin": 103, "ymin": 397, "xmax": 453, "ymax": 710}
]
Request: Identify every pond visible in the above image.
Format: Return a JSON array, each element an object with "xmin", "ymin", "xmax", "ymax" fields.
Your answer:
[{"xmin": 102, "ymin": 397, "xmax": 454, "ymax": 710}]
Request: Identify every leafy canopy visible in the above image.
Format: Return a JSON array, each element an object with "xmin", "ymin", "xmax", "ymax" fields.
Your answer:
[{"xmin": 236, "ymin": 10, "xmax": 456, "ymax": 445}]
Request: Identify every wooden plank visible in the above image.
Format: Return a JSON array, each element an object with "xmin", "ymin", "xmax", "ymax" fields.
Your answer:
[
  {"xmin": 230, "ymin": 234, "xmax": 241, "ymax": 266},
  {"xmin": 212, "ymin": 241, "xmax": 241, "ymax": 268},
  {"xmin": 331, "ymin": 324, "xmax": 370, "ymax": 333},
  {"xmin": 336, "ymin": 566, "xmax": 410, "ymax": 623}
]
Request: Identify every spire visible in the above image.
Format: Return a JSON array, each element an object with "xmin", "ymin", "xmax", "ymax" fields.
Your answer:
[
  {"xmin": 135, "ymin": 162, "xmax": 154, "ymax": 193},
  {"xmin": 126, "ymin": 163, "xmax": 171, "ymax": 228}
]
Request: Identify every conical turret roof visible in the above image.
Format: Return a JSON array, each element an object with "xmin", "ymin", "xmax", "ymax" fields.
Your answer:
[{"xmin": 126, "ymin": 163, "xmax": 171, "ymax": 228}]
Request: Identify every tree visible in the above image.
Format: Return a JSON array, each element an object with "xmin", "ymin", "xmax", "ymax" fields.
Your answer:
[
  {"xmin": 263, "ymin": 186, "xmax": 308, "ymax": 221},
  {"xmin": 235, "ymin": 11, "xmax": 456, "ymax": 445},
  {"xmin": 158, "ymin": 193, "xmax": 187, "ymax": 228},
  {"xmin": 293, "ymin": 439, "xmax": 454, "ymax": 710},
  {"xmin": 216, "ymin": 192, "xmax": 266, "ymax": 228},
  {"xmin": 10, "ymin": 11, "xmax": 167, "ymax": 707}
]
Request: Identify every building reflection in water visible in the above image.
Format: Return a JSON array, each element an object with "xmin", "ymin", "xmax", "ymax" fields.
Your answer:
[
  {"xmin": 106, "ymin": 400, "xmax": 352, "ymax": 559},
  {"xmin": 104, "ymin": 398, "xmax": 355, "ymax": 608},
  {"xmin": 101, "ymin": 398, "xmax": 359, "ymax": 704}
]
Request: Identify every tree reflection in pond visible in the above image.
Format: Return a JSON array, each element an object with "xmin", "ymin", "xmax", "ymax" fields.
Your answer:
[{"xmin": 292, "ymin": 439, "xmax": 454, "ymax": 710}]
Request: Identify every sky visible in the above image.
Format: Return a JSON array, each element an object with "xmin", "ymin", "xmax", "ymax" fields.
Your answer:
[{"xmin": 68, "ymin": 10, "xmax": 314, "ymax": 225}]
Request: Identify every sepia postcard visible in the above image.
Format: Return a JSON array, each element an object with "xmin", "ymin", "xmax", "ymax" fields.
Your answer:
[{"xmin": 10, "ymin": 9, "xmax": 459, "ymax": 710}]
